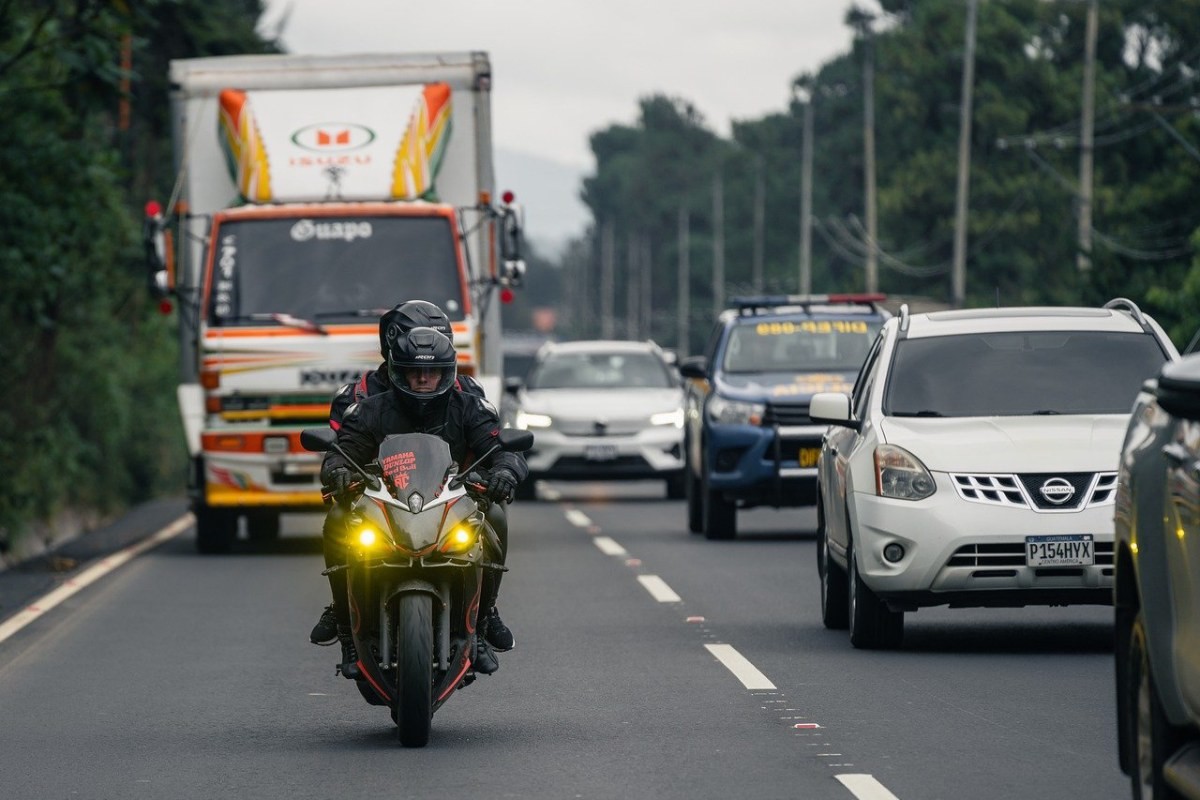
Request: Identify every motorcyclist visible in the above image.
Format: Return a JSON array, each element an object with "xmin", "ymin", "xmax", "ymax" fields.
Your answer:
[
  {"xmin": 316, "ymin": 325, "xmax": 527, "ymax": 676},
  {"xmin": 311, "ymin": 301, "xmax": 510, "ymax": 657}
]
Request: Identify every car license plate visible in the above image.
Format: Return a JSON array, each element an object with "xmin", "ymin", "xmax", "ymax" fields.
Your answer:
[
  {"xmin": 1025, "ymin": 534, "xmax": 1094, "ymax": 567},
  {"xmin": 584, "ymin": 444, "xmax": 618, "ymax": 462},
  {"xmin": 798, "ymin": 447, "xmax": 821, "ymax": 468}
]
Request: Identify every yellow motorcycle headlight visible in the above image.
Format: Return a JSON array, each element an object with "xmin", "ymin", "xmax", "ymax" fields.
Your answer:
[
  {"xmin": 440, "ymin": 524, "xmax": 476, "ymax": 554},
  {"xmin": 356, "ymin": 526, "xmax": 378, "ymax": 547}
]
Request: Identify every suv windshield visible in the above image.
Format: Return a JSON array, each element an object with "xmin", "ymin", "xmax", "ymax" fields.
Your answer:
[
  {"xmin": 723, "ymin": 318, "xmax": 880, "ymax": 374},
  {"xmin": 885, "ymin": 330, "xmax": 1168, "ymax": 416},
  {"xmin": 528, "ymin": 351, "xmax": 675, "ymax": 390},
  {"xmin": 207, "ymin": 216, "xmax": 464, "ymax": 326}
]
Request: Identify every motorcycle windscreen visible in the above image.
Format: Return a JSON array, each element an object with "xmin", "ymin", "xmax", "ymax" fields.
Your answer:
[{"xmin": 378, "ymin": 433, "xmax": 455, "ymax": 503}]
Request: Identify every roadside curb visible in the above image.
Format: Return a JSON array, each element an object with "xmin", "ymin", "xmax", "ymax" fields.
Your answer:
[{"xmin": 0, "ymin": 496, "xmax": 190, "ymax": 627}]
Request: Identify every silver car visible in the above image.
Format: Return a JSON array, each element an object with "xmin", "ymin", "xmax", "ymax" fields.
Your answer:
[{"xmin": 503, "ymin": 340, "xmax": 686, "ymax": 500}]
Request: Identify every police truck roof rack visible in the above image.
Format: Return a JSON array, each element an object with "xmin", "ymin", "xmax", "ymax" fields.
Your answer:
[{"xmin": 730, "ymin": 293, "xmax": 888, "ymax": 317}]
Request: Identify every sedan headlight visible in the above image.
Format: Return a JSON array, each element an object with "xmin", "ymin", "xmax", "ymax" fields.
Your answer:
[
  {"xmin": 873, "ymin": 444, "xmax": 936, "ymax": 500},
  {"xmin": 515, "ymin": 410, "xmax": 552, "ymax": 429},
  {"xmin": 707, "ymin": 395, "xmax": 765, "ymax": 426},
  {"xmin": 650, "ymin": 408, "xmax": 685, "ymax": 428}
]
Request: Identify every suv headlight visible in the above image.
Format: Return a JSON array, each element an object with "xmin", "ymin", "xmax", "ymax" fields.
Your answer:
[
  {"xmin": 707, "ymin": 395, "xmax": 765, "ymax": 426},
  {"xmin": 515, "ymin": 410, "xmax": 552, "ymax": 429},
  {"xmin": 874, "ymin": 444, "xmax": 936, "ymax": 500}
]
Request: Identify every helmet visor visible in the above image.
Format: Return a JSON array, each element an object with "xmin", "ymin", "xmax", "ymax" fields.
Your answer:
[{"xmin": 389, "ymin": 363, "xmax": 455, "ymax": 398}]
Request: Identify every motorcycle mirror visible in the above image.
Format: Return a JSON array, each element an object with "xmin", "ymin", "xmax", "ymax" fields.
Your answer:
[
  {"xmin": 300, "ymin": 427, "xmax": 336, "ymax": 452},
  {"xmin": 498, "ymin": 429, "xmax": 534, "ymax": 452}
]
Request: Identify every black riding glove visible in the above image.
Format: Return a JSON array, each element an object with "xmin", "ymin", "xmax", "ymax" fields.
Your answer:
[
  {"xmin": 485, "ymin": 467, "xmax": 518, "ymax": 504},
  {"xmin": 326, "ymin": 466, "xmax": 355, "ymax": 498}
]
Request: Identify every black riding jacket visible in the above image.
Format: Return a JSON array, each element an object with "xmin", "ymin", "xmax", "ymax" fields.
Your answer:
[{"xmin": 320, "ymin": 383, "xmax": 527, "ymax": 486}]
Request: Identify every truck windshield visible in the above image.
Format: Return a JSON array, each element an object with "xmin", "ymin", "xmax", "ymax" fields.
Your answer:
[
  {"xmin": 206, "ymin": 215, "xmax": 465, "ymax": 326},
  {"xmin": 722, "ymin": 318, "xmax": 880, "ymax": 374}
]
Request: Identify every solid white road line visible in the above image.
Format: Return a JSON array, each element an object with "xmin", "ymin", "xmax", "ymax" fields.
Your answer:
[
  {"xmin": 564, "ymin": 509, "xmax": 592, "ymax": 528},
  {"xmin": 637, "ymin": 574, "xmax": 682, "ymax": 602},
  {"xmin": 0, "ymin": 514, "xmax": 193, "ymax": 645},
  {"xmin": 836, "ymin": 774, "xmax": 902, "ymax": 800},
  {"xmin": 592, "ymin": 536, "xmax": 627, "ymax": 556},
  {"xmin": 703, "ymin": 643, "xmax": 777, "ymax": 690}
]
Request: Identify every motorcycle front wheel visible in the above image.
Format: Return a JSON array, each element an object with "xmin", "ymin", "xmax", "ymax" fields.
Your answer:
[{"xmin": 394, "ymin": 592, "xmax": 433, "ymax": 747}]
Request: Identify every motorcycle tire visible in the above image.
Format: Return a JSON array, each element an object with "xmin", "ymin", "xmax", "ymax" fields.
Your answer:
[{"xmin": 395, "ymin": 592, "xmax": 434, "ymax": 747}]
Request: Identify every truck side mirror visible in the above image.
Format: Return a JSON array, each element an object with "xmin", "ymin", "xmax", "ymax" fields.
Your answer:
[
  {"xmin": 499, "ymin": 196, "xmax": 525, "ymax": 287},
  {"xmin": 142, "ymin": 200, "xmax": 173, "ymax": 298}
]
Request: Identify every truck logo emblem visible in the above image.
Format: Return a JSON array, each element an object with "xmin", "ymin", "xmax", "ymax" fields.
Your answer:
[
  {"xmin": 291, "ymin": 123, "xmax": 376, "ymax": 153},
  {"xmin": 1038, "ymin": 478, "xmax": 1075, "ymax": 505}
]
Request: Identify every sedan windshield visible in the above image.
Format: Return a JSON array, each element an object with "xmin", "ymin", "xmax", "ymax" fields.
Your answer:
[
  {"xmin": 884, "ymin": 331, "xmax": 1168, "ymax": 416},
  {"xmin": 527, "ymin": 352, "xmax": 675, "ymax": 390}
]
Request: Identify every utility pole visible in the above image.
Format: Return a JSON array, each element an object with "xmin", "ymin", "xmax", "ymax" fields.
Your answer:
[
  {"xmin": 799, "ymin": 87, "xmax": 814, "ymax": 295},
  {"xmin": 641, "ymin": 235, "xmax": 653, "ymax": 342},
  {"xmin": 851, "ymin": 7, "xmax": 879, "ymax": 293},
  {"xmin": 677, "ymin": 208, "xmax": 690, "ymax": 356},
  {"xmin": 600, "ymin": 221, "xmax": 615, "ymax": 338},
  {"xmin": 753, "ymin": 154, "xmax": 765, "ymax": 292},
  {"xmin": 1077, "ymin": 0, "xmax": 1098, "ymax": 273},
  {"xmin": 626, "ymin": 233, "xmax": 640, "ymax": 339},
  {"xmin": 951, "ymin": 0, "xmax": 978, "ymax": 308},
  {"xmin": 712, "ymin": 172, "xmax": 725, "ymax": 316}
]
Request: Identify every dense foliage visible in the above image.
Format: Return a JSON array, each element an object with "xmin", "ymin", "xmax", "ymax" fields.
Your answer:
[
  {"xmin": 565, "ymin": 0, "xmax": 1200, "ymax": 353},
  {"xmin": 0, "ymin": 0, "xmax": 276, "ymax": 550}
]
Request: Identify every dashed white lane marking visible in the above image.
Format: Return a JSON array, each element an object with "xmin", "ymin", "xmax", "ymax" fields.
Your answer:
[
  {"xmin": 836, "ymin": 774, "xmax": 901, "ymax": 800},
  {"xmin": 592, "ymin": 536, "xmax": 627, "ymax": 556},
  {"xmin": 0, "ymin": 514, "xmax": 193, "ymax": 645},
  {"xmin": 636, "ymin": 574, "xmax": 682, "ymax": 602},
  {"xmin": 564, "ymin": 509, "xmax": 592, "ymax": 528},
  {"xmin": 704, "ymin": 643, "xmax": 777, "ymax": 690}
]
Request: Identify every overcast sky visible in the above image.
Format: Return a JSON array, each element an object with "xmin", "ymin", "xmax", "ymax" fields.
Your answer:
[{"xmin": 257, "ymin": 0, "xmax": 879, "ymax": 243}]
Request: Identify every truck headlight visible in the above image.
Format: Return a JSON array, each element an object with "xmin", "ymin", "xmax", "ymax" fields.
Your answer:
[
  {"xmin": 707, "ymin": 395, "xmax": 765, "ymax": 426},
  {"xmin": 874, "ymin": 445, "xmax": 936, "ymax": 500}
]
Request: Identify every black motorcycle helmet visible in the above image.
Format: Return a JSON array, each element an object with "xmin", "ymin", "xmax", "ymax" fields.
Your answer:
[
  {"xmin": 387, "ymin": 326, "xmax": 457, "ymax": 418},
  {"xmin": 378, "ymin": 300, "xmax": 453, "ymax": 359}
]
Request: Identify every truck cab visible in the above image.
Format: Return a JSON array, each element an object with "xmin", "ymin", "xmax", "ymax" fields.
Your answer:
[{"xmin": 679, "ymin": 294, "xmax": 889, "ymax": 540}]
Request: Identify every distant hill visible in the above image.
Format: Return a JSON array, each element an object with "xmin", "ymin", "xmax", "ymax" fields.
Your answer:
[{"xmin": 495, "ymin": 148, "xmax": 591, "ymax": 258}]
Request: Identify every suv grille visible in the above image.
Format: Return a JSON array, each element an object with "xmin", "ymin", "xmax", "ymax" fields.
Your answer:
[
  {"xmin": 950, "ymin": 471, "xmax": 1116, "ymax": 511},
  {"xmin": 947, "ymin": 540, "xmax": 1114, "ymax": 567},
  {"xmin": 764, "ymin": 403, "xmax": 811, "ymax": 426}
]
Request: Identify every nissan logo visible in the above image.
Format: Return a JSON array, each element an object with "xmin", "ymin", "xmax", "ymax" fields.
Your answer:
[{"xmin": 1039, "ymin": 477, "xmax": 1076, "ymax": 505}]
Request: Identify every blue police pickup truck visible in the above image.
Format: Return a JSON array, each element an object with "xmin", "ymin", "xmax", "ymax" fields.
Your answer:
[{"xmin": 678, "ymin": 294, "xmax": 889, "ymax": 539}]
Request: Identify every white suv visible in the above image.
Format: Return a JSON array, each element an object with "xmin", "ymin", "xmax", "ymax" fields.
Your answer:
[{"xmin": 810, "ymin": 299, "xmax": 1178, "ymax": 649}]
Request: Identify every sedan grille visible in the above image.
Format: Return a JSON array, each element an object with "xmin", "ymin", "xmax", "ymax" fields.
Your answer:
[{"xmin": 950, "ymin": 471, "xmax": 1116, "ymax": 512}]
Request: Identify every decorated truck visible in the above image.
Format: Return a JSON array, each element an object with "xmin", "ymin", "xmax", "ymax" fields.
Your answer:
[{"xmin": 144, "ymin": 52, "xmax": 524, "ymax": 553}]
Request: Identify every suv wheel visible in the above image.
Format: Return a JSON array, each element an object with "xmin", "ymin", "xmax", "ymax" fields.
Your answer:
[
  {"xmin": 665, "ymin": 472, "xmax": 686, "ymax": 500},
  {"xmin": 818, "ymin": 500, "xmax": 849, "ymax": 630},
  {"xmin": 848, "ymin": 542, "xmax": 903, "ymax": 649},
  {"xmin": 701, "ymin": 464, "xmax": 736, "ymax": 540},
  {"xmin": 1128, "ymin": 612, "xmax": 1186, "ymax": 799}
]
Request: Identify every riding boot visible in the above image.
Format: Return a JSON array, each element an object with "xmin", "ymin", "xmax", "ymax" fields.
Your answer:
[{"xmin": 336, "ymin": 625, "xmax": 361, "ymax": 680}]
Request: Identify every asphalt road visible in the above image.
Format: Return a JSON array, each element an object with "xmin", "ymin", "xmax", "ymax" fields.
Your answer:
[{"xmin": 0, "ymin": 483, "xmax": 1126, "ymax": 800}]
